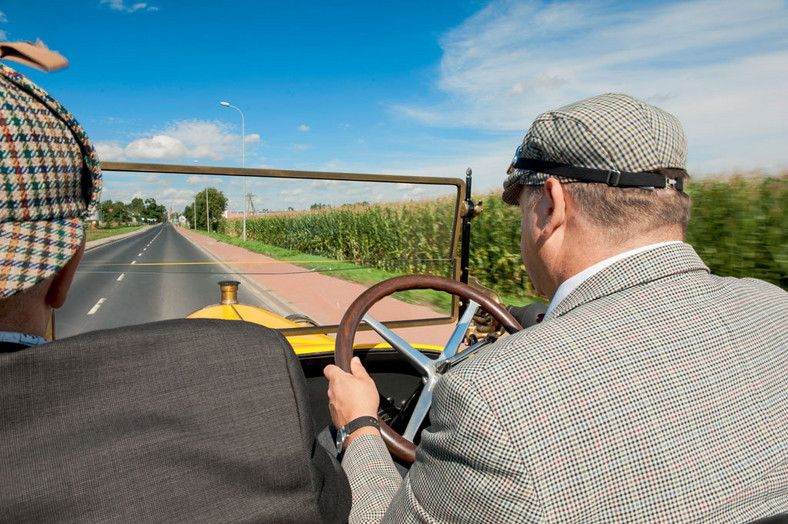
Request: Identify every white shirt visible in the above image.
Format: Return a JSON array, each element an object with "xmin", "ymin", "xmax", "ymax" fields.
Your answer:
[
  {"xmin": 545, "ymin": 241, "xmax": 682, "ymax": 317},
  {"xmin": 0, "ymin": 331, "xmax": 49, "ymax": 348}
]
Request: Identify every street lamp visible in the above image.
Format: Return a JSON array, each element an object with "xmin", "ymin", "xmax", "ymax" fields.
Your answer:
[{"xmin": 220, "ymin": 101, "xmax": 247, "ymax": 241}]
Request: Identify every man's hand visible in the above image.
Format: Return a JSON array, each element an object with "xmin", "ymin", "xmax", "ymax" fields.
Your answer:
[{"xmin": 324, "ymin": 357, "xmax": 380, "ymax": 437}]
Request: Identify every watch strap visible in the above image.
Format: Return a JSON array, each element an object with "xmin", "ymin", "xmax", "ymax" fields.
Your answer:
[
  {"xmin": 342, "ymin": 416, "xmax": 380, "ymax": 435},
  {"xmin": 336, "ymin": 416, "xmax": 380, "ymax": 453}
]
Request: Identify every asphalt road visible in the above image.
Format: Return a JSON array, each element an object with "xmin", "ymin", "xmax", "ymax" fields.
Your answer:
[{"xmin": 56, "ymin": 223, "xmax": 296, "ymax": 338}]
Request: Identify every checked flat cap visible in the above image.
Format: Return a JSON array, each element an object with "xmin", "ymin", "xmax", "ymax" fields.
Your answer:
[
  {"xmin": 503, "ymin": 93, "xmax": 687, "ymax": 205},
  {"xmin": 0, "ymin": 63, "xmax": 101, "ymax": 299}
]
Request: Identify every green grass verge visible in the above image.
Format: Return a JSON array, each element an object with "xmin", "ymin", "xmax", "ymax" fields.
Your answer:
[
  {"xmin": 198, "ymin": 230, "xmax": 544, "ymax": 312},
  {"xmin": 86, "ymin": 226, "xmax": 143, "ymax": 242},
  {"xmin": 202, "ymin": 231, "xmax": 452, "ymax": 312}
]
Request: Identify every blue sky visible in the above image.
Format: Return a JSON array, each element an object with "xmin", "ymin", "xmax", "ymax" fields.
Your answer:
[{"xmin": 2, "ymin": 0, "xmax": 787, "ymax": 212}]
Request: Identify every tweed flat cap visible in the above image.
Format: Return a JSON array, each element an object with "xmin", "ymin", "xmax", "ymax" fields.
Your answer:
[
  {"xmin": 0, "ymin": 63, "xmax": 102, "ymax": 298},
  {"xmin": 503, "ymin": 93, "xmax": 687, "ymax": 205}
]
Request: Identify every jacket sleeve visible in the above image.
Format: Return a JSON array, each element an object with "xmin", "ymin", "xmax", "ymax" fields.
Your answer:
[{"xmin": 342, "ymin": 370, "xmax": 543, "ymax": 523}]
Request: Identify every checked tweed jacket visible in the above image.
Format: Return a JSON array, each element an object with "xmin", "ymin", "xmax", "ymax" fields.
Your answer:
[{"xmin": 342, "ymin": 243, "xmax": 788, "ymax": 523}]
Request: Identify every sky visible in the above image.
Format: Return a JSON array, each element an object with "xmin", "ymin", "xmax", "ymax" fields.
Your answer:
[{"xmin": 2, "ymin": 0, "xmax": 787, "ymax": 213}]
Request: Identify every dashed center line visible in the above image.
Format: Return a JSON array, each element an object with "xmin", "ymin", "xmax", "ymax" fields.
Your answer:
[
  {"xmin": 87, "ymin": 298, "xmax": 106, "ymax": 315},
  {"xmin": 138, "ymin": 253, "xmax": 143, "ymax": 256},
  {"xmin": 131, "ymin": 260, "xmax": 136, "ymax": 265},
  {"xmin": 117, "ymin": 273, "xmax": 125, "ymax": 281}
]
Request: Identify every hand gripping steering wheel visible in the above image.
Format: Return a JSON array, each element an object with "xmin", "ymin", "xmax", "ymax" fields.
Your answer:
[{"xmin": 335, "ymin": 275, "xmax": 522, "ymax": 464}]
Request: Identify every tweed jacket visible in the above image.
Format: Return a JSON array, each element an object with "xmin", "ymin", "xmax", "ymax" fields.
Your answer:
[
  {"xmin": 0, "ymin": 318, "xmax": 350, "ymax": 523},
  {"xmin": 342, "ymin": 243, "xmax": 788, "ymax": 522}
]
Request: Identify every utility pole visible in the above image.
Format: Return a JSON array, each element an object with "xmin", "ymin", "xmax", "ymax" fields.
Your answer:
[{"xmin": 205, "ymin": 188, "xmax": 210, "ymax": 231}]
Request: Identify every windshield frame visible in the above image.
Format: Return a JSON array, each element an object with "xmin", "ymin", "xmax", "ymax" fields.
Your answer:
[{"xmin": 99, "ymin": 161, "xmax": 466, "ymax": 335}]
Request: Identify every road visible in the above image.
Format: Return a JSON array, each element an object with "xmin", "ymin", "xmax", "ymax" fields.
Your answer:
[{"xmin": 56, "ymin": 223, "xmax": 297, "ymax": 338}]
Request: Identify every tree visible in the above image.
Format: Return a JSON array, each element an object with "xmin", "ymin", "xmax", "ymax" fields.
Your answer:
[
  {"xmin": 129, "ymin": 197, "xmax": 145, "ymax": 216},
  {"xmin": 141, "ymin": 197, "xmax": 167, "ymax": 223},
  {"xmin": 99, "ymin": 200, "xmax": 130, "ymax": 225},
  {"xmin": 189, "ymin": 188, "xmax": 227, "ymax": 231}
]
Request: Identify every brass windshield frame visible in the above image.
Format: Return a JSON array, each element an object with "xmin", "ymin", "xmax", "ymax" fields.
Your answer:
[{"xmin": 101, "ymin": 161, "xmax": 465, "ymax": 335}]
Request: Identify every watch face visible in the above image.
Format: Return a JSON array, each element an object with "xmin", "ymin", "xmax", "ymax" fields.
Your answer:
[{"xmin": 335, "ymin": 428, "xmax": 346, "ymax": 454}]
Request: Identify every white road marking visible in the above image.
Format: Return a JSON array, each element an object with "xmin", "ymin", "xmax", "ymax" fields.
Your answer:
[
  {"xmin": 138, "ymin": 253, "xmax": 143, "ymax": 256},
  {"xmin": 131, "ymin": 261, "xmax": 136, "ymax": 265},
  {"xmin": 117, "ymin": 273, "xmax": 125, "ymax": 281},
  {"xmin": 87, "ymin": 298, "xmax": 106, "ymax": 315}
]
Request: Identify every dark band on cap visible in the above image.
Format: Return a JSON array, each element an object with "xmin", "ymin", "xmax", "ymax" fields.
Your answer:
[{"xmin": 510, "ymin": 158, "xmax": 684, "ymax": 191}]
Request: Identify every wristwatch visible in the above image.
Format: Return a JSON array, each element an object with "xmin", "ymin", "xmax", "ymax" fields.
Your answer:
[{"xmin": 335, "ymin": 416, "xmax": 380, "ymax": 453}]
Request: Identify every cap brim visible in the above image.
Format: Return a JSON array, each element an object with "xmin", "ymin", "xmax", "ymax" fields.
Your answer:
[
  {"xmin": 502, "ymin": 178, "xmax": 523, "ymax": 205},
  {"xmin": 0, "ymin": 218, "xmax": 84, "ymax": 299}
]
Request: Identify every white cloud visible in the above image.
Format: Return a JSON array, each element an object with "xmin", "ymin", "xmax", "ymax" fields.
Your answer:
[
  {"xmin": 100, "ymin": 0, "xmax": 158, "ymax": 12},
  {"xmin": 125, "ymin": 135, "xmax": 188, "ymax": 160},
  {"xmin": 291, "ymin": 144, "xmax": 313, "ymax": 151},
  {"xmin": 94, "ymin": 119, "xmax": 256, "ymax": 163},
  {"xmin": 298, "ymin": 125, "xmax": 310, "ymax": 132},
  {"xmin": 158, "ymin": 187, "xmax": 198, "ymax": 209},
  {"xmin": 186, "ymin": 175, "xmax": 223, "ymax": 185},
  {"xmin": 393, "ymin": 0, "xmax": 788, "ymax": 172},
  {"xmin": 94, "ymin": 142, "xmax": 125, "ymax": 162},
  {"xmin": 0, "ymin": 10, "xmax": 8, "ymax": 39}
]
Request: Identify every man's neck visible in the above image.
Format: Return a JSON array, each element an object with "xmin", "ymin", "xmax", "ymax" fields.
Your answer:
[
  {"xmin": 0, "ymin": 296, "xmax": 52, "ymax": 339},
  {"xmin": 547, "ymin": 225, "xmax": 684, "ymax": 300},
  {"xmin": 546, "ymin": 241, "xmax": 683, "ymax": 315}
]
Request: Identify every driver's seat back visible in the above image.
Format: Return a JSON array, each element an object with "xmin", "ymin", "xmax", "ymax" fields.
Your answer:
[{"xmin": 0, "ymin": 318, "xmax": 350, "ymax": 523}]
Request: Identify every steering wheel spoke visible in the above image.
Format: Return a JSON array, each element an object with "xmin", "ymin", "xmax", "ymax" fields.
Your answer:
[
  {"xmin": 402, "ymin": 387, "xmax": 434, "ymax": 442},
  {"xmin": 362, "ymin": 313, "xmax": 433, "ymax": 375},
  {"xmin": 440, "ymin": 299, "xmax": 480, "ymax": 360}
]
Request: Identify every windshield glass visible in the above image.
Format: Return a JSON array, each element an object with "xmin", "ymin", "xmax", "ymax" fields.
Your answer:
[{"xmin": 56, "ymin": 163, "xmax": 464, "ymax": 346}]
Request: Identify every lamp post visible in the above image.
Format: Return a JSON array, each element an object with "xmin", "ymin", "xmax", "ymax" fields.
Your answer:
[{"xmin": 220, "ymin": 101, "xmax": 246, "ymax": 241}]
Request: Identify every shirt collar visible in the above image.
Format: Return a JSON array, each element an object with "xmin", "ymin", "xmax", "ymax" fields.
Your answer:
[
  {"xmin": 0, "ymin": 331, "xmax": 50, "ymax": 348},
  {"xmin": 545, "ymin": 241, "xmax": 682, "ymax": 317}
]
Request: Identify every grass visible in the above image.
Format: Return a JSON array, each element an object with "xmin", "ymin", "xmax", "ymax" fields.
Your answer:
[
  {"xmin": 85, "ymin": 225, "xmax": 143, "ymax": 242},
  {"xmin": 200, "ymin": 231, "xmax": 455, "ymax": 313}
]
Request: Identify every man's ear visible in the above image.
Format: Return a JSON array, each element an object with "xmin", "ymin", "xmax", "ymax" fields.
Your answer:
[
  {"xmin": 539, "ymin": 177, "xmax": 567, "ymax": 239},
  {"xmin": 45, "ymin": 239, "xmax": 85, "ymax": 309}
]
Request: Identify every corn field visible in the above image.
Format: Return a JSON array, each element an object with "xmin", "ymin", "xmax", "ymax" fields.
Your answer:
[
  {"xmin": 218, "ymin": 200, "xmax": 458, "ymax": 278},
  {"xmin": 219, "ymin": 174, "xmax": 787, "ymax": 300}
]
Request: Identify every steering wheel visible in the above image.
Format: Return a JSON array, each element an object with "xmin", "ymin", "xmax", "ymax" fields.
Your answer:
[{"xmin": 335, "ymin": 275, "xmax": 522, "ymax": 464}]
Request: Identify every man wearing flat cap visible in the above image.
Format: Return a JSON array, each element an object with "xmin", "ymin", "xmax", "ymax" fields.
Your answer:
[
  {"xmin": 325, "ymin": 93, "xmax": 788, "ymax": 522},
  {"xmin": 0, "ymin": 62, "xmax": 351, "ymax": 522},
  {"xmin": 0, "ymin": 62, "xmax": 102, "ymax": 348}
]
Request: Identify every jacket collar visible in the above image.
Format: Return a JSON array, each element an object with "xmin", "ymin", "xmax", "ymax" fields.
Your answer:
[{"xmin": 545, "ymin": 242, "xmax": 708, "ymax": 321}]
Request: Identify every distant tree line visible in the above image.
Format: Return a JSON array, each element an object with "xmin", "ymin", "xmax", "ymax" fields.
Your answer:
[{"xmin": 99, "ymin": 197, "xmax": 167, "ymax": 225}]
